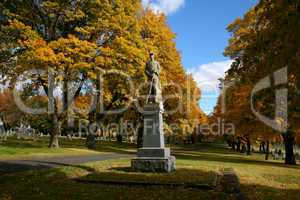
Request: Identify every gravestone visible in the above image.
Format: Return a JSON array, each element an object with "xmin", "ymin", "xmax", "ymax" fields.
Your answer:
[{"xmin": 131, "ymin": 52, "xmax": 176, "ymax": 173}]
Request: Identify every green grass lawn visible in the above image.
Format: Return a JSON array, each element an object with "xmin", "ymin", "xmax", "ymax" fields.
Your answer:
[
  {"xmin": 0, "ymin": 137, "xmax": 136, "ymax": 160},
  {"xmin": 0, "ymin": 138, "xmax": 300, "ymax": 200},
  {"xmin": 174, "ymin": 143, "xmax": 300, "ymax": 200}
]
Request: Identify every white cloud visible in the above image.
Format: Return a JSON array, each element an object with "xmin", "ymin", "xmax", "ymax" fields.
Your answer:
[
  {"xmin": 142, "ymin": 0, "xmax": 185, "ymax": 15},
  {"xmin": 188, "ymin": 60, "xmax": 233, "ymax": 93}
]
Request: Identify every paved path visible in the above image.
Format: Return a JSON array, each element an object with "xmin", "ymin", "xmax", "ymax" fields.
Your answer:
[{"xmin": 0, "ymin": 153, "xmax": 132, "ymax": 175}]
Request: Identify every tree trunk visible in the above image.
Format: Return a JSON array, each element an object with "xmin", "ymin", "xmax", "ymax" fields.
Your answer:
[
  {"xmin": 236, "ymin": 137, "xmax": 241, "ymax": 152},
  {"xmin": 262, "ymin": 141, "xmax": 266, "ymax": 153},
  {"xmin": 48, "ymin": 71, "xmax": 60, "ymax": 148},
  {"xmin": 231, "ymin": 138, "xmax": 236, "ymax": 150},
  {"xmin": 95, "ymin": 72, "xmax": 102, "ymax": 123},
  {"xmin": 260, "ymin": 141, "xmax": 266, "ymax": 153},
  {"xmin": 49, "ymin": 133, "xmax": 59, "ymax": 148},
  {"xmin": 227, "ymin": 139, "xmax": 232, "ymax": 147},
  {"xmin": 62, "ymin": 71, "xmax": 70, "ymax": 137},
  {"xmin": 265, "ymin": 140, "xmax": 269, "ymax": 160},
  {"xmin": 49, "ymin": 114, "xmax": 59, "ymax": 148},
  {"xmin": 246, "ymin": 137, "xmax": 251, "ymax": 155},
  {"xmin": 86, "ymin": 72, "xmax": 101, "ymax": 147},
  {"xmin": 259, "ymin": 143, "xmax": 262, "ymax": 153},
  {"xmin": 282, "ymin": 131, "xmax": 296, "ymax": 165},
  {"xmin": 191, "ymin": 133, "xmax": 196, "ymax": 144}
]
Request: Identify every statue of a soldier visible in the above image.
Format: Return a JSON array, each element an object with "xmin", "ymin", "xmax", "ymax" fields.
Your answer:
[
  {"xmin": 132, "ymin": 52, "xmax": 176, "ymax": 173},
  {"xmin": 145, "ymin": 52, "xmax": 163, "ymax": 109}
]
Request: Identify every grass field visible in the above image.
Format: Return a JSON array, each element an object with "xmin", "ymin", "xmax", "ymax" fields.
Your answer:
[
  {"xmin": 0, "ymin": 138, "xmax": 299, "ymax": 200},
  {"xmin": 0, "ymin": 137, "xmax": 136, "ymax": 160},
  {"xmin": 174, "ymin": 143, "xmax": 300, "ymax": 200}
]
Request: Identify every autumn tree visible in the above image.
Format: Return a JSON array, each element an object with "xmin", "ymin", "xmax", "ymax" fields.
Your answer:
[
  {"xmin": 0, "ymin": 0, "xmax": 145, "ymax": 148},
  {"xmin": 223, "ymin": 0, "xmax": 300, "ymax": 164},
  {"xmin": 0, "ymin": 1, "xmax": 205, "ymax": 148}
]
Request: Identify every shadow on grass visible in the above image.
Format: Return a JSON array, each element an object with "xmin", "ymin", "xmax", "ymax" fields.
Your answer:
[
  {"xmin": 0, "ymin": 160, "xmax": 216, "ymax": 185},
  {"xmin": 0, "ymin": 160, "xmax": 96, "ymax": 175},
  {"xmin": 0, "ymin": 166, "xmax": 226, "ymax": 200},
  {"xmin": 76, "ymin": 167, "xmax": 218, "ymax": 188}
]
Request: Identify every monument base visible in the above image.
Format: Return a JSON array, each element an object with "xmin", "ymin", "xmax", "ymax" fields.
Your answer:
[
  {"xmin": 131, "ymin": 156, "xmax": 176, "ymax": 173},
  {"xmin": 137, "ymin": 147, "xmax": 170, "ymax": 158}
]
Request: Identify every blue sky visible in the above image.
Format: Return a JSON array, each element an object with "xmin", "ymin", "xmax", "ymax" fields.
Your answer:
[{"xmin": 143, "ymin": 0, "xmax": 257, "ymax": 114}]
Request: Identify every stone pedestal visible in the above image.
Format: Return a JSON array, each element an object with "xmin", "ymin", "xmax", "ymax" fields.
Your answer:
[
  {"xmin": 131, "ymin": 156, "xmax": 176, "ymax": 173},
  {"xmin": 131, "ymin": 104, "xmax": 176, "ymax": 173}
]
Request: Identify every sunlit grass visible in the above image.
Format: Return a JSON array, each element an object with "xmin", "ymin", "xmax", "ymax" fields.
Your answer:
[
  {"xmin": 174, "ymin": 144, "xmax": 300, "ymax": 200},
  {"xmin": 0, "ymin": 137, "xmax": 114, "ymax": 160}
]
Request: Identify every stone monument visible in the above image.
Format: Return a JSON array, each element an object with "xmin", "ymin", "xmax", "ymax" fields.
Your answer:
[{"xmin": 131, "ymin": 52, "xmax": 176, "ymax": 173}]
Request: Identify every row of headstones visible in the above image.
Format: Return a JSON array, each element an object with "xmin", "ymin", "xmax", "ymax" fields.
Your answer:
[
  {"xmin": 0, "ymin": 130, "xmax": 38, "ymax": 140},
  {"xmin": 0, "ymin": 121, "xmax": 38, "ymax": 141},
  {"xmin": 271, "ymin": 148, "xmax": 300, "ymax": 160}
]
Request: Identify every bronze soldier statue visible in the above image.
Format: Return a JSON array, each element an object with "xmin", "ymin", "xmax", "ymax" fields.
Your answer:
[
  {"xmin": 145, "ymin": 52, "xmax": 163, "ymax": 108},
  {"xmin": 131, "ymin": 53, "xmax": 175, "ymax": 173}
]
